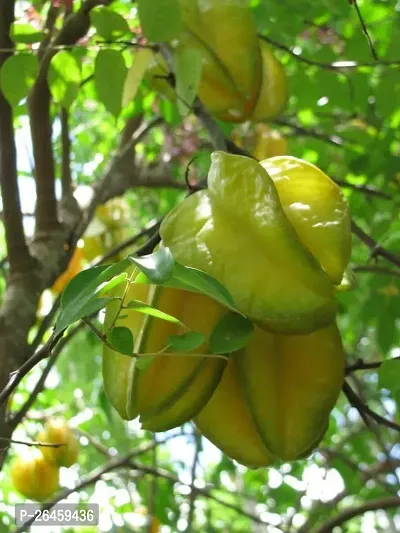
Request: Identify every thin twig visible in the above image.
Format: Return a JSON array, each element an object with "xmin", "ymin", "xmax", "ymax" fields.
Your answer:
[
  {"xmin": 314, "ymin": 496, "xmax": 400, "ymax": 533},
  {"xmin": 353, "ymin": 265, "xmax": 400, "ymax": 277},
  {"xmin": 350, "ymin": 0, "xmax": 378, "ymax": 61},
  {"xmin": 259, "ymin": 34, "xmax": 399, "ymax": 69},
  {"xmin": 0, "ymin": 437, "xmax": 64, "ymax": 448},
  {"xmin": 346, "ymin": 355, "xmax": 400, "ymax": 374},
  {"xmin": 351, "ymin": 221, "xmax": 400, "ymax": 268},
  {"xmin": 343, "ymin": 381, "xmax": 400, "ymax": 433},
  {"xmin": 0, "ymin": 330, "xmax": 65, "ymax": 409},
  {"xmin": 10, "ymin": 323, "xmax": 85, "ymax": 428},
  {"xmin": 185, "ymin": 431, "xmax": 202, "ymax": 532}
]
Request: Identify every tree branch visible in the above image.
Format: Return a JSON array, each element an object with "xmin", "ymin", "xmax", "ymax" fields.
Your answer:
[
  {"xmin": 351, "ymin": 220, "xmax": 400, "ymax": 268},
  {"xmin": 185, "ymin": 431, "xmax": 201, "ymax": 532},
  {"xmin": 259, "ymin": 34, "xmax": 399, "ymax": 69},
  {"xmin": 0, "ymin": 330, "xmax": 65, "ymax": 410},
  {"xmin": 343, "ymin": 380, "xmax": 400, "ymax": 433},
  {"xmin": 315, "ymin": 496, "xmax": 400, "ymax": 533},
  {"xmin": 10, "ymin": 323, "xmax": 85, "ymax": 428},
  {"xmin": 0, "ymin": 0, "xmax": 32, "ymax": 274},
  {"xmin": 60, "ymin": 108, "xmax": 72, "ymax": 198},
  {"xmin": 346, "ymin": 356, "xmax": 400, "ymax": 374},
  {"xmin": 350, "ymin": 0, "xmax": 378, "ymax": 61}
]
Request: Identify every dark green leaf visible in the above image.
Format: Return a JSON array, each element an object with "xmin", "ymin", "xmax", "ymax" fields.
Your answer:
[
  {"xmin": 138, "ymin": 0, "xmax": 182, "ymax": 43},
  {"xmin": 129, "ymin": 246, "xmax": 174, "ymax": 283},
  {"xmin": 55, "ymin": 260, "xmax": 130, "ymax": 333},
  {"xmin": 107, "ymin": 326, "xmax": 134, "ymax": 355},
  {"xmin": 167, "ymin": 331, "xmax": 206, "ymax": 352},
  {"xmin": 209, "ymin": 313, "xmax": 254, "ymax": 354}
]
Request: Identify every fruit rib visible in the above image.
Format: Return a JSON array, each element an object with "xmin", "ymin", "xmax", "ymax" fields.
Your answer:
[
  {"xmin": 195, "ymin": 356, "xmax": 274, "ymax": 468},
  {"xmin": 161, "ymin": 152, "xmax": 336, "ymax": 334},
  {"xmin": 236, "ymin": 323, "xmax": 344, "ymax": 460}
]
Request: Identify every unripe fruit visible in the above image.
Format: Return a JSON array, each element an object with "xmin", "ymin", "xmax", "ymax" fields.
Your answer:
[
  {"xmin": 38, "ymin": 419, "xmax": 78, "ymax": 468},
  {"xmin": 11, "ymin": 450, "xmax": 59, "ymax": 501}
]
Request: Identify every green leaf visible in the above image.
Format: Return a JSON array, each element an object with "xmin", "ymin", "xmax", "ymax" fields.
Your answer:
[
  {"xmin": 90, "ymin": 7, "xmax": 131, "ymax": 40},
  {"xmin": 173, "ymin": 263, "xmax": 236, "ymax": 311},
  {"xmin": 122, "ymin": 48, "xmax": 153, "ymax": 108},
  {"xmin": 62, "ymin": 298, "xmax": 118, "ymax": 332},
  {"xmin": 96, "ymin": 272, "xmax": 128, "ymax": 297},
  {"xmin": 48, "ymin": 51, "xmax": 81, "ymax": 109},
  {"xmin": 137, "ymin": 0, "xmax": 182, "ymax": 43},
  {"xmin": 0, "ymin": 54, "xmax": 39, "ymax": 106},
  {"xmin": 174, "ymin": 47, "xmax": 202, "ymax": 115},
  {"xmin": 378, "ymin": 359, "xmax": 400, "ymax": 395},
  {"xmin": 107, "ymin": 326, "xmax": 134, "ymax": 356},
  {"xmin": 135, "ymin": 261, "xmax": 237, "ymax": 311},
  {"xmin": 209, "ymin": 313, "xmax": 254, "ymax": 354},
  {"xmin": 55, "ymin": 260, "xmax": 130, "ymax": 333},
  {"xmin": 167, "ymin": 331, "xmax": 206, "ymax": 352},
  {"xmin": 95, "ymin": 49, "xmax": 127, "ymax": 118},
  {"xmin": 126, "ymin": 299, "xmax": 183, "ymax": 325},
  {"xmin": 129, "ymin": 246, "xmax": 174, "ymax": 283},
  {"xmin": 10, "ymin": 23, "xmax": 43, "ymax": 43}
]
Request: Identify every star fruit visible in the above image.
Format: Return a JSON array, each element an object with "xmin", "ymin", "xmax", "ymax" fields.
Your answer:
[
  {"xmin": 103, "ymin": 270, "xmax": 227, "ymax": 431},
  {"xmin": 160, "ymin": 152, "xmax": 351, "ymax": 334}
]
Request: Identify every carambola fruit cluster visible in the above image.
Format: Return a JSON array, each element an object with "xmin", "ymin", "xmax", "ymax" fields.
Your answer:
[{"xmin": 103, "ymin": 152, "xmax": 351, "ymax": 467}]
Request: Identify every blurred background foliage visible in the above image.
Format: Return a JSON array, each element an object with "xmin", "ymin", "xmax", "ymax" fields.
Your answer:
[{"xmin": 0, "ymin": 0, "xmax": 399, "ymax": 532}]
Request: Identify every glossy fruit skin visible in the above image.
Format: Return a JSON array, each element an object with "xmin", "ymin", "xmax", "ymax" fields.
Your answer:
[
  {"xmin": 251, "ymin": 39, "xmax": 288, "ymax": 122},
  {"xmin": 146, "ymin": 2, "xmax": 288, "ymax": 123},
  {"xmin": 38, "ymin": 419, "xmax": 79, "ymax": 467},
  {"xmin": 236, "ymin": 321, "xmax": 344, "ymax": 461},
  {"xmin": 260, "ymin": 156, "xmax": 351, "ymax": 285},
  {"xmin": 102, "ymin": 270, "xmax": 227, "ymax": 430},
  {"xmin": 195, "ymin": 356, "xmax": 274, "ymax": 468},
  {"xmin": 11, "ymin": 451, "xmax": 59, "ymax": 501},
  {"xmin": 161, "ymin": 151, "xmax": 337, "ymax": 334},
  {"xmin": 178, "ymin": 0, "xmax": 261, "ymax": 121},
  {"xmin": 232, "ymin": 123, "xmax": 287, "ymax": 160},
  {"xmin": 253, "ymin": 124, "xmax": 287, "ymax": 160}
]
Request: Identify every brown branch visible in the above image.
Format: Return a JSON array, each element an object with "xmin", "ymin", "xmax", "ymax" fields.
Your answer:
[
  {"xmin": 315, "ymin": 496, "xmax": 400, "ymax": 533},
  {"xmin": 343, "ymin": 380, "xmax": 400, "ymax": 433},
  {"xmin": 28, "ymin": 66, "xmax": 59, "ymax": 234},
  {"xmin": 10, "ymin": 323, "xmax": 85, "ymax": 428},
  {"xmin": 346, "ymin": 356, "xmax": 400, "ymax": 374},
  {"xmin": 128, "ymin": 461, "xmax": 274, "ymax": 527},
  {"xmin": 351, "ymin": 220, "xmax": 400, "ymax": 268},
  {"xmin": 259, "ymin": 34, "xmax": 399, "ymax": 69},
  {"xmin": 0, "ymin": 330, "xmax": 65, "ymax": 409},
  {"xmin": 29, "ymin": 0, "xmax": 112, "ymax": 234},
  {"xmin": 350, "ymin": 0, "xmax": 378, "ymax": 61},
  {"xmin": 275, "ymin": 118, "xmax": 350, "ymax": 148},
  {"xmin": 353, "ymin": 265, "xmax": 400, "ymax": 277},
  {"xmin": 334, "ymin": 179, "xmax": 391, "ymax": 200},
  {"xmin": 10, "ymin": 435, "xmax": 179, "ymax": 533},
  {"xmin": 185, "ymin": 431, "xmax": 202, "ymax": 532},
  {"xmin": 60, "ymin": 108, "xmax": 72, "ymax": 198},
  {"xmin": 0, "ymin": 0, "xmax": 32, "ymax": 274}
]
